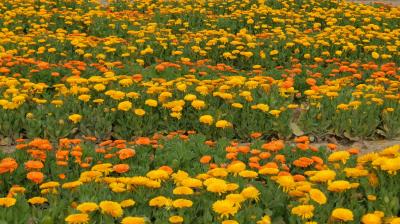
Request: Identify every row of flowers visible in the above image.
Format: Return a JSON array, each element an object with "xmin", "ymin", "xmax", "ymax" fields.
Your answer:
[
  {"xmin": 0, "ymin": 0, "xmax": 399, "ymax": 69},
  {"xmin": 0, "ymin": 134, "xmax": 399, "ymax": 223},
  {"xmin": 0, "ymin": 59, "xmax": 398, "ymax": 140}
]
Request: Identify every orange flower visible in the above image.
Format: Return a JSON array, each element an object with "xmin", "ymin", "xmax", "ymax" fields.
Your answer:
[
  {"xmin": 296, "ymin": 143, "xmax": 309, "ymax": 151},
  {"xmin": 0, "ymin": 158, "xmax": 18, "ymax": 174},
  {"xmin": 294, "ymin": 136, "xmax": 309, "ymax": 143},
  {"xmin": 347, "ymin": 148, "xmax": 360, "ymax": 154},
  {"xmin": 327, "ymin": 144, "xmax": 337, "ymax": 150},
  {"xmin": 117, "ymin": 148, "xmax": 136, "ymax": 160},
  {"xmin": 293, "ymin": 157, "xmax": 314, "ymax": 168},
  {"xmin": 262, "ymin": 140, "xmax": 285, "ymax": 152},
  {"xmin": 238, "ymin": 145, "xmax": 250, "ymax": 154},
  {"xmin": 259, "ymin": 152, "xmax": 271, "ymax": 159},
  {"xmin": 200, "ymin": 155, "xmax": 212, "ymax": 164},
  {"xmin": 113, "ymin": 164, "xmax": 130, "ymax": 174},
  {"xmin": 135, "ymin": 137, "xmax": 151, "ymax": 145},
  {"xmin": 275, "ymin": 154, "xmax": 286, "ymax": 163},
  {"xmin": 27, "ymin": 171, "xmax": 44, "ymax": 184},
  {"xmin": 24, "ymin": 161, "xmax": 44, "ymax": 170},
  {"xmin": 159, "ymin": 166, "xmax": 173, "ymax": 174},
  {"xmin": 250, "ymin": 132, "xmax": 262, "ymax": 139}
]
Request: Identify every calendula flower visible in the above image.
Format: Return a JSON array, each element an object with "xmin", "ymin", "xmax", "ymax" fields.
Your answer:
[
  {"xmin": 361, "ymin": 213, "xmax": 382, "ymax": 224},
  {"xmin": 99, "ymin": 201, "xmax": 123, "ymax": 218},
  {"xmin": 134, "ymin": 109, "xmax": 146, "ymax": 116},
  {"xmin": 241, "ymin": 186, "xmax": 260, "ymax": 201},
  {"xmin": 327, "ymin": 180, "xmax": 352, "ymax": 192},
  {"xmin": 199, "ymin": 115, "xmax": 213, "ymax": 125},
  {"xmin": 169, "ymin": 215, "xmax": 183, "ymax": 223},
  {"xmin": 145, "ymin": 99, "xmax": 158, "ymax": 107},
  {"xmin": 28, "ymin": 197, "xmax": 48, "ymax": 205},
  {"xmin": 215, "ymin": 120, "xmax": 232, "ymax": 128},
  {"xmin": 331, "ymin": 208, "xmax": 354, "ymax": 222},
  {"xmin": 257, "ymin": 215, "xmax": 272, "ymax": 224},
  {"xmin": 118, "ymin": 101, "xmax": 132, "ymax": 111},
  {"xmin": 120, "ymin": 199, "xmax": 135, "ymax": 208},
  {"xmin": 27, "ymin": 171, "xmax": 44, "ymax": 184},
  {"xmin": 76, "ymin": 202, "xmax": 98, "ymax": 213},
  {"xmin": 68, "ymin": 114, "xmax": 82, "ymax": 123},
  {"xmin": 291, "ymin": 205, "xmax": 314, "ymax": 219},
  {"xmin": 65, "ymin": 213, "xmax": 89, "ymax": 224},
  {"xmin": 309, "ymin": 188, "xmax": 327, "ymax": 205},
  {"xmin": 0, "ymin": 197, "xmax": 16, "ymax": 207},
  {"xmin": 212, "ymin": 200, "xmax": 238, "ymax": 218},
  {"xmin": 121, "ymin": 216, "xmax": 146, "ymax": 224},
  {"xmin": 328, "ymin": 151, "xmax": 350, "ymax": 164}
]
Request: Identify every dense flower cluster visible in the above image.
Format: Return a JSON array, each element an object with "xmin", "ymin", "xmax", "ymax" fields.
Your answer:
[
  {"xmin": 0, "ymin": 135, "xmax": 399, "ymax": 223},
  {"xmin": 0, "ymin": 0, "xmax": 399, "ymax": 223}
]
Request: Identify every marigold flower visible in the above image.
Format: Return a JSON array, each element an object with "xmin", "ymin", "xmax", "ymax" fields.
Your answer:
[
  {"xmin": 99, "ymin": 201, "xmax": 123, "ymax": 218},
  {"xmin": 27, "ymin": 171, "xmax": 44, "ymax": 184},
  {"xmin": 199, "ymin": 115, "xmax": 213, "ymax": 125},
  {"xmin": 121, "ymin": 217, "xmax": 146, "ymax": 224},
  {"xmin": 0, "ymin": 197, "xmax": 16, "ymax": 207},
  {"xmin": 331, "ymin": 208, "xmax": 354, "ymax": 222},
  {"xmin": 212, "ymin": 200, "xmax": 238, "ymax": 218},
  {"xmin": 169, "ymin": 216, "xmax": 183, "ymax": 224},
  {"xmin": 65, "ymin": 213, "xmax": 89, "ymax": 224},
  {"xmin": 291, "ymin": 205, "xmax": 315, "ymax": 219},
  {"xmin": 68, "ymin": 114, "xmax": 82, "ymax": 123}
]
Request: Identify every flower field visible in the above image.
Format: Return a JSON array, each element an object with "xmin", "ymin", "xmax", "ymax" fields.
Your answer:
[{"xmin": 0, "ymin": 0, "xmax": 399, "ymax": 223}]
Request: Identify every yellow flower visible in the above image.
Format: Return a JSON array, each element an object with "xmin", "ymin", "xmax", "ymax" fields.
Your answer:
[
  {"xmin": 99, "ymin": 201, "xmax": 123, "ymax": 218},
  {"xmin": 331, "ymin": 208, "xmax": 354, "ymax": 222},
  {"xmin": 361, "ymin": 213, "xmax": 382, "ymax": 224},
  {"xmin": 225, "ymin": 194, "xmax": 245, "ymax": 207},
  {"xmin": 76, "ymin": 202, "xmax": 98, "ymax": 213},
  {"xmin": 231, "ymin": 103, "xmax": 243, "ymax": 108},
  {"xmin": 199, "ymin": 115, "xmax": 213, "ymax": 125},
  {"xmin": 120, "ymin": 199, "xmax": 135, "ymax": 208},
  {"xmin": 222, "ymin": 220, "xmax": 239, "ymax": 224},
  {"xmin": 134, "ymin": 109, "xmax": 146, "ymax": 116},
  {"xmin": 276, "ymin": 175, "xmax": 295, "ymax": 192},
  {"xmin": 68, "ymin": 114, "xmax": 82, "ymax": 123},
  {"xmin": 269, "ymin": 109, "xmax": 281, "ymax": 117},
  {"xmin": 65, "ymin": 213, "xmax": 89, "ymax": 224},
  {"xmin": 145, "ymin": 99, "xmax": 158, "ymax": 107},
  {"xmin": 328, "ymin": 151, "xmax": 350, "ymax": 164},
  {"xmin": 239, "ymin": 170, "xmax": 258, "ymax": 178},
  {"xmin": 270, "ymin": 50, "xmax": 279, "ymax": 56},
  {"xmin": 241, "ymin": 186, "xmax": 260, "ymax": 201},
  {"xmin": 371, "ymin": 52, "xmax": 379, "ymax": 59},
  {"xmin": 367, "ymin": 195, "xmax": 377, "ymax": 201},
  {"xmin": 309, "ymin": 188, "xmax": 327, "ymax": 205},
  {"xmin": 309, "ymin": 170, "xmax": 336, "ymax": 183},
  {"xmin": 121, "ymin": 216, "xmax": 146, "ymax": 224},
  {"xmin": 191, "ymin": 100, "xmax": 206, "ymax": 110},
  {"xmin": 93, "ymin": 84, "xmax": 106, "ymax": 92},
  {"xmin": 327, "ymin": 180, "xmax": 352, "ymax": 192},
  {"xmin": 215, "ymin": 120, "xmax": 232, "ymax": 128},
  {"xmin": 212, "ymin": 200, "xmax": 238, "ymax": 218},
  {"xmin": 118, "ymin": 101, "xmax": 132, "ymax": 111},
  {"xmin": 78, "ymin": 94, "xmax": 91, "ymax": 102},
  {"xmin": 172, "ymin": 199, "xmax": 193, "ymax": 208},
  {"xmin": 257, "ymin": 215, "xmax": 272, "ymax": 224},
  {"xmin": 173, "ymin": 186, "xmax": 194, "ymax": 195},
  {"xmin": 169, "ymin": 215, "xmax": 183, "ymax": 224},
  {"xmin": 149, "ymin": 196, "xmax": 172, "ymax": 208},
  {"xmin": 0, "ymin": 197, "xmax": 16, "ymax": 207},
  {"xmin": 28, "ymin": 197, "xmax": 48, "ymax": 205},
  {"xmin": 291, "ymin": 205, "xmax": 315, "ymax": 219}
]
